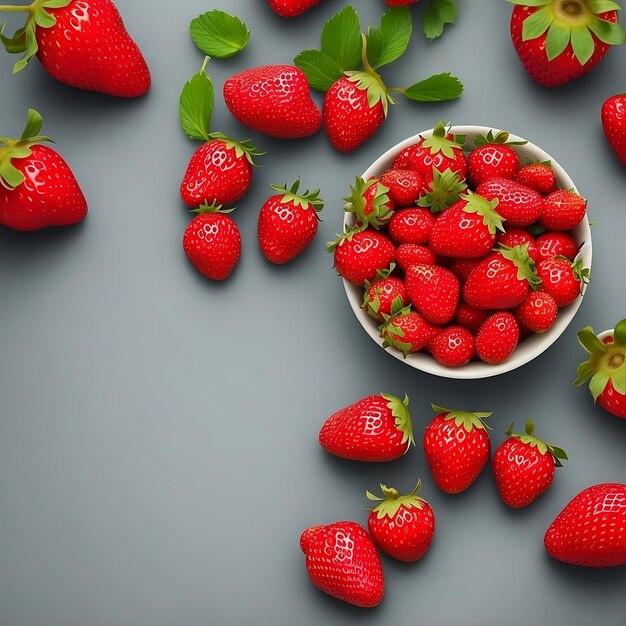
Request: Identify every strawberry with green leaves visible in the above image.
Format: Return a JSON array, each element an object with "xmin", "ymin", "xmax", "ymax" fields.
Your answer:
[
  {"xmin": 362, "ymin": 265, "xmax": 409, "ymax": 322},
  {"xmin": 536, "ymin": 257, "xmax": 589, "ymax": 307},
  {"xmin": 468, "ymin": 130, "xmax": 525, "ymax": 186},
  {"xmin": 574, "ymin": 318, "xmax": 626, "ymax": 419},
  {"xmin": 416, "ymin": 168, "xmax": 468, "ymax": 214},
  {"xmin": 344, "ymin": 177, "xmax": 395, "ymax": 229},
  {"xmin": 602, "ymin": 93, "xmax": 626, "ymax": 167},
  {"xmin": 497, "ymin": 227, "xmax": 540, "ymax": 263},
  {"xmin": 379, "ymin": 305, "xmax": 440, "ymax": 356},
  {"xmin": 475, "ymin": 312, "xmax": 520, "ymax": 364}
]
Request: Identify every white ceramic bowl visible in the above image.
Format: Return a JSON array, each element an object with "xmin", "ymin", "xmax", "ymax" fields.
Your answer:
[{"xmin": 342, "ymin": 125, "xmax": 593, "ymax": 379}]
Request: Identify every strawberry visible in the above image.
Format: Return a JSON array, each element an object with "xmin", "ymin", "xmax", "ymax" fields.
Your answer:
[
  {"xmin": 463, "ymin": 244, "xmax": 541, "ymax": 310},
  {"xmin": 536, "ymin": 257, "xmax": 589, "ymax": 307},
  {"xmin": 493, "ymin": 420, "xmax": 567, "ymax": 508},
  {"xmin": 180, "ymin": 134, "xmax": 261, "ymax": 208},
  {"xmin": 379, "ymin": 169, "xmax": 423, "ymax": 207},
  {"xmin": 514, "ymin": 290, "xmax": 558, "ymax": 333},
  {"xmin": 467, "ymin": 130, "xmax": 524, "ymax": 187},
  {"xmin": 388, "ymin": 207, "xmax": 435, "ymax": 245},
  {"xmin": 601, "ymin": 93, "xmax": 626, "ymax": 167},
  {"xmin": 0, "ymin": 109, "xmax": 87, "ymax": 231},
  {"xmin": 366, "ymin": 480, "xmax": 435, "ymax": 562},
  {"xmin": 423, "ymin": 405, "xmax": 492, "ymax": 494},
  {"xmin": 379, "ymin": 305, "xmax": 440, "ymax": 357},
  {"xmin": 416, "ymin": 168, "xmax": 468, "ymax": 214},
  {"xmin": 496, "ymin": 227, "xmax": 540, "ymax": 263},
  {"xmin": 328, "ymin": 227, "xmax": 396, "ymax": 286},
  {"xmin": 544, "ymin": 483, "xmax": 626, "ymax": 567},
  {"xmin": 395, "ymin": 243, "xmax": 437, "ymax": 271},
  {"xmin": 319, "ymin": 392, "xmax": 414, "ymax": 462},
  {"xmin": 428, "ymin": 191, "xmax": 504, "ymax": 259},
  {"xmin": 539, "ymin": 189, "xmax": 587, "ymax": 231},
  {"xmin": 405, "ymin": 263, "xmax": 460, "ymax": 325},
  {"xmin": 574, "ymin": 318, "xmax": 626, "ymax": 419},
  {"xmin": 182, "ymin": 203, "xmax": 241, "ymax": 281},
  {"xmin": 428, "ymin": 325, "xmax": 475, "ymax": 367},
  {"xmin": 257, "ymin": 181, "xmax": 323, "ymax": 264},
  {"xmin": 455, "ymin": 302, "xmax": 489, "ymax": 334},
  {"xmin": 475, "ymin": 312, "xmax": 520, "ymax": 364},
  {"xmin": 362, "ymin": 265, "xmax": 409, "ymax": 322},
  {"xmin": 269, "ymin": 0, "xmax": 322, "ymax": 17},
  {"xmin": 514, "ymin": 162, "xmax": 557, "ymax": 195},
  {"xmin": 476, "ymin": 177, "xmax": 543, "ymax": 227},
  {"xmin": 1, "ymin": 0, "xmax": 150, "ymax": 97},
  {"xmin": 448, "ymin": 258, "xmax": 482, "ymax": 284},
  {"xmin": 300, "ymin": 521, "xmax": 384, "ymax": 607},
  {"xmin": 223, "ymin": 65, "xmax": 322, "ymax": 139},
  {"xmin": 535, "ymin": 231, "xmax": 579, "ymax": 262},
  {"xmin": 509, "ymin": 1, "xmax": 625, "ymax": 87},
  {"xmin": 385, "ymin": 0, "xmax": 417, "ymax": 5},
  {"xmin": 344, "ymin": 177, "xmax": 395, "ymax": 229}
]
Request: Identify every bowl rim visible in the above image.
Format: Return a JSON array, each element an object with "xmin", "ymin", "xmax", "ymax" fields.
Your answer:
[{"xmin": 341, "ymin": 124, "xmax": 593, "ymax": 380}]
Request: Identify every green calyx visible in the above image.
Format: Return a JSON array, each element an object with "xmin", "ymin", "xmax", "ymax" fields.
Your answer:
[
  {"xmin": 460, "ymin": 190, "xmax": 505, "ymax": 235},
  {"xmin": 378, "ymin": 303, "xmax": 414, "ymax": 358},
  {"xmin": 270, "ymin": 180, "xmax": 324, "ymax": 213},
  {"xmin": 498, "ymin": 243, "xmax": 542, "ymax": 290},
  {"xmin": 473, "ymin": 129, "xmax": 528, "ymax": 148},
  {"xmin": 0, "ymin": 108, "xmax": 52, "ymax": 191},
  {"xmin": 326, "ymin": 225, "xmax": 365, "ymax": 253},
  {"xmin": 574, "ymin": 318, "xmax": 626, "ymax": 402},
  {"xmin": 432, "ymin": 404, "xmax": 493, "ymax": 432},
  {"xmin": 504, "ymin": 420, "xmax": 568, "ymax": 467},
  {"xmin": 362, "ymin": 263, "xmax": 397, "ymax": 317},
  {"xmin": 421, "ymin": 120, "xmax": 466, "ymax": 158},
  {"xmin": 191, "ymin": 200, "xmax": 234, "ymax": 215},
  {"xmin": 344, "ymin": 176, "xmax": 393, "ymax": 229},
  {"xmin": 366, "ymin": 479, "xmax": 426, "ymax": 519},
  {"xmin": 207, "ymin": 132, "xmax": 264, "ymax": 166},
  {"xmin": 571, "ymin": 257, "xmax": 591, "ymax": 285},
  {"xmin": 508, "ymin": 0, "xmax": 626, "ymax": 65},
  {"xmin": 416, "ymin": 168, "xmax": 468, "ymax": 213},
  {"xmin": 381, "ymin": 391, "xmax": 414, "ymax": 449}
]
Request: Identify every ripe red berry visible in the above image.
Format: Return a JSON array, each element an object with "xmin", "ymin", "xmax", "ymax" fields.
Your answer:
[
  {"xmin": 475, "ymin": 312, "xmax": 520, "ymax": 364},
  {"xmin": 539, "ymin": 189, "xmax": 587, "ymax": 231},
  {"xmin": 514, "ymin": 290, "xmax": 558, "ymax": 333},
  {"xmin": 514, "ymin": 163, "xmax": 557, "ymax": 195},
  {"xmin": 428, "ymin": 325, "xmax": 475, "ymax": 367}
]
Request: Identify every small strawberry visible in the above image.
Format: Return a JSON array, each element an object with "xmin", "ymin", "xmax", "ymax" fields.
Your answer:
[
  {"xmin": 448, "ymin": 258, "xmax": 482, "ymax": 284},
  {"xmin": 223, "ymin": 65, "xmax": 322, "ymax": 139},
  {"xmin": 423, "ymin": 405, "xmax": 492, "ymax": 494},
  {"xmin": 384, "ymin": 0, "xmax": 417, "ymax": 5},
  {"xmin": 544, "ymin": 483, "xmax": 626, "ymax": 567},
  {"xmin": 0, "ymin": 109, "xmax": 87, "ymax": 231},
  {"xmin": 476, "ymin": 177, "xmax": 543, "ymax": 227},
  {"xmin": 269, "ymin": 0, "xmax": 322, "ymax": 17},
  {"xmin": 405, "ymin": 263, "xmax": 460, "ymax": 325},
  {"xmin": 601, "ymin": 93, "xmax": 626, "ymax": 167},
  {"xmin": 182, "ymin": 203, "xmax": 241, "ymax": 281},
  {"xmin": 328, "ymin": 227, "xmax": 396, "ymax": 286},
  {"xmin": 379, "ymin": 169, "xmax": 423, "ymax": 207},
  {"xmin": 514, "ymin": 290, "xmax": 558, "ymax": 333},
  {"xmin": 509, "ymin": 1, "xmax": 625, "ymax": 87},
  {"xmin": 497, "ymin": 227, "xmax": 540, "ymax": 263},
  {"xmin": 379, "ymin": 305, "xmax": 440, "ymax": 357},
  {"xmin": 362, "ymin": 265, "xmax": 409, "ymax": 322},
  {"xmin": 535, "ymin": 231, "xmax": 579, "ymax": 262},
  {"xmin": 536, "ymin": 257, "xmax": 589, "ymax": 307},
  {"xmin": 395, "ymin": 243, "xmax": 437, "ymax": 271},
  {"xmin": 539, "ymin": 189, "xmax": 587, "ymax": 231},
  {"xmin": 300, "ymin": 521, "xmax": 384, "ymax": 607},
  {"xmin": 428, "ymin": 325, "xmax": 476, "ymax": 367},
  {"xmin": 179, "ymin": 134, "xmax": 261, "ymax": 208},
  {"xmin": 428, "ymin": 191, "xmax": 504, "ymax": 259},
  {"xmin": 468, "ymin": 129, "xmax": 524, "ymax": 186},
  {"xmin": 574, "ymin": 319, "xmax": 626, "ymax": 419},
  {"xmin": 366, "ymin": 480, "xmax": 435, "ymax": 562},
  {"xmin": 388, "ymin": 207, "xmax": 435, "ymax": 245},
  {"xmin": 257, "ymin": 180, "xmax": 323, "ymax": 264},
  {"xmin": 493, "ymin": 420, "xmax": 567, "ymax": 508},
  {"xmin": 455, "ymin": 302, "xmax": 489, "ymax": 334},
  {"xmin": 319, "ymin": 392, "xmax": 414, "ymax": 462},
  {"xmin": 514, "ymin": 162, "xmax": 557, "ymax": 195},
  {"xmin": 475, "ymin": 312, "xmax": 520, "ymax": 364},
  {"xmin": 415, "ymin": 168, "xmax": 468, "ymax": 214},
  {"xmin": 344, "ymin": 177, "xmax": 395, "ymax": 229}
]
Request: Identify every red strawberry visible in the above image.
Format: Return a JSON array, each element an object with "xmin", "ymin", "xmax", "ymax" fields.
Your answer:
[
  {"xmin": 416, "ymin": 168, "xmax": 468, "ymax": 214},
  {"xmin": 535, "ymin": 231, "xmax": 579, "ymax": 262},
  {"xmin": 428, "ymin": 191, "xmax": 504, "ymax": 259},
  {"xmin": 448, "ymin": 258, "xmax": 482, "ymax": 284},
  {"xmin": 180, "ymin": 134, "xmax": 261, "ymax": 207},
  {"xmin": 497, "ymin": 227, "xmax": 539, "ymax": 263},
  {"xmin": 536, "ymin": 257, "xmax": 589, "ymax": 307},
  {"xmin": 602, "ymin": 93, "xmax": 626, "ymax": 167},
  {"xmin": 514, "ymin": 163, "xmax": 557, "ymax": 195},
  {"xmin": 423, "ymin": 405, "xmax": 492, "ymax": 494},
  {"xmin": 344, "ymin": 177, "xmax": 395, "ymax": 230},
  {"xmin": 467, "ymin": 129, "xmax": 523, "ymax": 186},
  {"xmin": 366, "ymin": 480, "xmax": 435, "ymax": 562},
  {"xmin": 463, "ymin": 245, "xmax": 541, "ymax": 310},
  {"xmin": 362, "ymin": 265, "xmax": 409, "ymax": 322},
  {"xmin": 1, "ymin": 0, "xmax": 150, "ymax": 96},
  {"xmin": 268, "ymin": 0, "xmax": 322, "ymax": 17},
  {"xmin": 476, "ymin": 177, "xmax": 543, "ymax": 227},
  {"xmin": 428, "ymin": 325, "xmax": 476, "ymax": 367},
  {"xmin": 223, "ymin": 65, "xmax": 321, "ymax": 139},
  {"xmin": 379, "ymin": 169, "xmax": 423, "ymax": 206},
  {"xmin": 514, "ymin": 290, "xmax": 558, "ymax": 333},
  {"xmin": 388, "ymin": 207, "xmax": 435, "ymax": 245},
  {"xmin": 257, "ymin": 180, "xmax": 323, "ymax": 264},
  {"xmin": 0, "ymin": 109, "xmax": 87, "ymax": 231},
  {"xmin": 319, "ymin": 392, "xmax": 414, "ymax": 462},
  {"xmin": 475, "ymin": 312, "xmax": 520, "ymax": 364},
  {"xmin": 509, "ymin": 1, "xmax": 624, "ymax": 87},
  {"xmin": 379, "ymin": 306, "xmax": 440, "ymax": 357},
  {"xmin": 300, "ymin": 521, "xmax": 384, "ymax": 607},
  {"xmin": 539, "ymin": 189, "xmax": 587, "ymax": 231},
  {"xmin": 182, "ymin": 203, "xmax": 241, "ymax": 280},
  {"xmin": 455, "ymin": 302, "xmax": 489, "ymax": 334},
  {"xmin": 493, "ymin": 420, "xmax": 567, "ymax": 508},
  {"xmin": 395, "ymin": 243, "xmax": 436, "ymax": 271},
  {"xmin": 385, "ymin": 0, "xmax": 417, "ymax": 5},
  {"xmin": 574, "ymin": 319, "xmax": 626, "ymax": 419},
  {"xmin": 405, "ymin": 263, "xmax": 460, "ymax": 325},
  {"xmin": 328, "ymin": 227, "xmax": 396, "ymax": 286},
  {"xmin": 544, "ymin": 483, "xmax": 626, "ymax": 567}
]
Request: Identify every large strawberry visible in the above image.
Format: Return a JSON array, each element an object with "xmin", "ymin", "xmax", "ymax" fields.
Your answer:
[
  {"xmin": 467, "ymin": 129, "xmax": 525, "ymax": 187},
  {"xmin": 223, "ymin": 65, "xmax": 322, "ymax": 139},
  {"xmin": 269, "ymin": 0, "xmax": 322, "ymax": 17},
  {"xmin": 344, "ymin": 177, "xmax": 395, "ymax": 230},
  {"xmin": 544, "ymin": 483, "xmax": 626, "ymax": 567},
  {"xmin": 0, "ymin": 108, "xmax": 87, "ymax": 231},
  {"xmin": 601, "ymin": 93, "xmax": 626, "ymax": 167},
  {"xmin": 1, "ymin": 0, "xmax": 150, "ymax": 97},
  {"xmin": 319, "ymin": 392, "xmax": 414, "ymax": 462},
  {"xmin": 476, "ymin": 177, "xmax": 544, "ymax": 227},
  {"xmin": 405, "ymin": 263, "xmax": 460, "ymax": 325},
  {"xmin": 493, "ymin": 420, "xmax": 567, "ymax": 508},
  {"xmin": 535, "ymin": 231, "xmax": 579, "ymax": 262},
  {"xmin": 423, "ymin": 405, "xmax": 492, "ymax": 494},
  {"xmin": 300, "ymin": 521, "xmax": 384, "ymax": 607},
  {"xmin": 574, "ymin": 318, "xmax": 626, "ymax": 419},
  {"xmin": 509, "ymin": 0, "xmax": 625, "ymax": 87},
  {"xmin": 366, "ymin": 480, "xmax": 435, "ymax": 562},
  {"xmin": 379, "ymin": 305, "xmax": 440, "ymax": 356},
  {"xmin": 257, "ymin": 180, "xmax": 323, "ymax": 264}
]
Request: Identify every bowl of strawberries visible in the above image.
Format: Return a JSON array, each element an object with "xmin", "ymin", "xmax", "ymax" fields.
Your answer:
[{"xmin": 330, "ymin": 122, "xmax": 592, "ymax": 379}]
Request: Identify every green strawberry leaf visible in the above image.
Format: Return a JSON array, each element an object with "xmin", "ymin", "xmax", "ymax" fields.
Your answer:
[
  {"xmin": 422, "ymin": 0, "xmax": 457, "ymax": 40},
  {"xmin": 179, "ymin": 58, "xmax": 214, "ymax": 141},
  {"xmin": 522, "ymin": 6, "xmax": 553, "ymax": 41},
  {"xmin": 0, "ymin": 159, "xmax": 25, "ymax": 190},
  {"xmin": 21, "ymin": 108, "xmax": 43, "ymax": 140},
  {"xmin": 293, "ymin": 49, "xmax": 343, "ymax": 91},
  {"xmin": 545, "ymin": 21, "xmax": 571, "ymax": 60},
  {"xmin": 42, "ymin": 0, "xmax": 73, "ymax": 8},
  {"xmin": 189, "ymin": 10, "xmax": 250, "ymax": 59},
  {"xmin": 577, "ymin": 326, "xmax": 608, "ymax": 355},
  {"xmin": 507, "ymin": 0, "xmax": 551, "ymax": 5},
  {"xmin": 403, "ymin": 72, "xmax": 463, "ymax": 102},
  {"xmin": 370, "ymin": 6, "xmax": 412, "ymax": 68},
  {"xmin": 588, "ymin": 0, "xmax": 622, "ymax": 12},
  {"xmin": 614, "ymin": 318, "xmax": 626, "ymax": 345},
  {"xmin": 320, "ymin": 5, "xmax": 362, "ymax": 72},
  {"xmin": 365, "ymin": 26, "xmax": 384, "ymax": 68},
  {"xmin": 589, "ymin": 370, "xmax": 610, "ymax": 401},
  {"xmin": 33, "ymin": 6, "xmax": 56, "ymax": 28},
  {"xmin": 0, "ymin": 23, "xmax": 27, "ymax": 54},
  {"xmin": 588, "ymin": 17, "xmax": 626, "ymax": 45},
  {"xmin": 570, "ymin": 25, "xmax": 595, "ymax": 64}
]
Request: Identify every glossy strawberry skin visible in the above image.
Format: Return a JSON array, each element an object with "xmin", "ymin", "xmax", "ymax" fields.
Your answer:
[
  {"xmin": 539, "ymin": 190, "xmax": 587, "ymax": 231},
  {"xmin": 545, "ymin": 483, "xmax": 626, "ymax": 567},
  {"xmin": 223, "ymin": 65, "xmax": 321, "ymax": 139},
  {"xmin": 379, "ymin": 169, "xmax": 423, "ymax": 207},
  {"xmin": 514, "ymin": 290, "xmax": 558, "ymax": 333},
  {"xmin": 363, "ymin": 277, "xmax": 409, "ymax": 322},
  {"xmin": 514, "ymin": 163, "xmax": 556, "ymax": 195},
  {"xmin": 37, "ymin": 0, "xmax": 150, "ymax": 97},
  {"xmin": 497, "ymin": 227, "xmax": 540, "ymax": 263},
  {"xmin": 392, "ymin": 139, "xmax": 467, "ymax": 185},
  {"xmin": 428, "ymin": 325, "xmax": 475, "ymax": 367},
  {"xmin": 0, "ymin": 145, "xmax": 87, "ymax": 231},
  {"xmin": 388, "ymin": 207, "xmax": 435, "ymax": 245},
  {"xmin": 405, "ymin": 264, "xmax": 460, "ymax": 325},
  {"xmin": 475, "ymin": 312, "xmax": 520, "ymax": 364},
  {"xmin": 536, "ymin": 258, "xmax": 582, "ymax": 307},
  {"xmin": 535, "ymin": 231, "xmax": 578, "ymax": 262},
  {"xmin": 380, "ymin": 309, "xmax": 441, "ymax": 356},
  {"xmin": 300, "ymin": 521, "xmax": 384, "ymax": 607},
  {"xmin": 477, "ymin": 177, "xmax": 543, "ymax": 227},
  {"xmin": 468, "ymin": 144, "xmax": 519, "ymax": 187},
  {"xmin": 396, "ymin": 244, "xmax": 437, "ymax": 271},
  {"xmin": 269, "ymin": 0, "xmax": 322, "ymax": 17},
  {"xmin": 602, "ymin": 94, "xmax": 626, "ymax": 167}
]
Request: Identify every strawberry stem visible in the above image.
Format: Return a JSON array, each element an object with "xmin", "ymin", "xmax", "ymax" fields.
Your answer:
[{"xmin": 0, "ymin": 5, "xmax": 34, "ymax": 12}]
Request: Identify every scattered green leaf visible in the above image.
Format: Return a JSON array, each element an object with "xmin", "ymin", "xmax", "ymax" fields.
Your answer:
[{"xmin": 190, "ymin": 9, "xmax": 250, "ymax": 59}]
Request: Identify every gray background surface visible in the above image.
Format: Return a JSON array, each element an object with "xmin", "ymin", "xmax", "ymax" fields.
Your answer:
[{"xmin": 0, "ymin": 1, "xmax": 625, "ymax": 625}]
